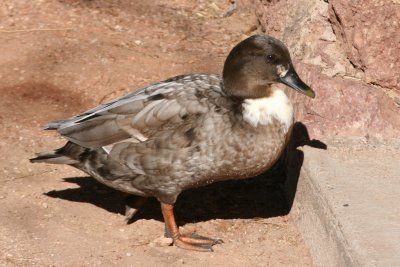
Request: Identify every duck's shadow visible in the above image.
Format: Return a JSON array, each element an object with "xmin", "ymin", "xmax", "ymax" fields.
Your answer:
[
  {"xmin": 45, "ymin": 168, "xmax": 287, "ymax": 224},
  {"xmin": 45, "ymin": 122, "xmax": 326, "ymax": 225}
]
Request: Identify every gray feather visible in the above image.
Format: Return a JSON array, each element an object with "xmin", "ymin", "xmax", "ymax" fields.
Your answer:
[{"xmin": 43, "ymin": 75, "xmax": 221, "ymax": 149}]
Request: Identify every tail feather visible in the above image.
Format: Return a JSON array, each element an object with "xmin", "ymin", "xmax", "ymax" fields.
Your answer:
[
  {"xmin": 42, "ymin": 119, "xmax": 64, "ymax": 130},
  {"xmin": 30, "ymin": 151, "xmax": 79, "ymax": 164},
  {"xmin": 30, "ymin": 142, "xmax": 83, "ymax": 164}
]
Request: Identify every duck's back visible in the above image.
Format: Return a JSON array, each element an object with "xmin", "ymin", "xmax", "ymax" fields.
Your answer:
[{"xmin": 44, "ymin": 74, "xmax": 226, "ymax": 148}]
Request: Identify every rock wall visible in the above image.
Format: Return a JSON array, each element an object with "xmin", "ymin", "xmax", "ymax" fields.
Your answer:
[{"xmin": 255, "ymin": 0, "xmax": 400, "ymax": 138}]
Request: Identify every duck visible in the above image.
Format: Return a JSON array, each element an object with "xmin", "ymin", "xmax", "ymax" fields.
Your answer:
[{"xmin": 30, "ymin": 34, "xmax": 315, "ymax": 252}]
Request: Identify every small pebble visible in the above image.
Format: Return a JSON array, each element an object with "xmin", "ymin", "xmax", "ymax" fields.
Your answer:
[{"xmin": 113, "ymin": 25, "xmax": 123, "ymax": 31}]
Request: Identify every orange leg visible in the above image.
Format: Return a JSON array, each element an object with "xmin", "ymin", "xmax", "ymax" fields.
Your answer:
[{"xmin": 161, "ymin": 202, "xmax": 223, "ymax": 252}]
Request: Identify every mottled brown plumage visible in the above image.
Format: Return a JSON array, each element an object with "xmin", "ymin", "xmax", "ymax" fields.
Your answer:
[{"xmin": 31, "ymin": 35, "xmax": 315, "ymax": 251}]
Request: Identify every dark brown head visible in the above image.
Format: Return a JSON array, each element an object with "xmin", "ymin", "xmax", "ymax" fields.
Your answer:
[{"xmin": 222, "ymin": 35, "xmax": 315, "ymax": 99}]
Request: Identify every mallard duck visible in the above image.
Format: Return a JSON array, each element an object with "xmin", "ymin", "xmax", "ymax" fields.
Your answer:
[{"xmin": 31, "ymin": 35, "xmax": 315, "ymax": 252}]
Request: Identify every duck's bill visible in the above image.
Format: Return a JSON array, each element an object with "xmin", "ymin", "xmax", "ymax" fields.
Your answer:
[{"xmin": 279, "ymin": 67, "xmax": 315, "ymax": 98}]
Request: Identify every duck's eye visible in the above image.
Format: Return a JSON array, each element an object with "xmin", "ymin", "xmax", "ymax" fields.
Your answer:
[{"xmin": 266, "ymin": 54, "xmax": 277, "ymax": 63}]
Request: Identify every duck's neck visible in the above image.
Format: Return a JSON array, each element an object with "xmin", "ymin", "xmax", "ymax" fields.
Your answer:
[
  {"xmin": 241, "ymin": 88, "xmax": 294, "ymax": 132},
  {"xmin": 223, "ymin": 74, "xmax": 271, "ymax": 99}
]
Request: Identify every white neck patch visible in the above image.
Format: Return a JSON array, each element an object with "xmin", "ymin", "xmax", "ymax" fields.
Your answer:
[{"xmin": 242, "ymin": 89, "xmax": 294, "ymax": 132}]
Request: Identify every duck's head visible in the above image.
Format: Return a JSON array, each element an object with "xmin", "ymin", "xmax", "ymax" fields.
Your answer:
[{"xmin": 222, "ymin": 35, "xmax": 315, "ymax": 99}]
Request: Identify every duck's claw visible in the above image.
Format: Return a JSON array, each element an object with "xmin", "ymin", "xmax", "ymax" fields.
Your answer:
[{"xmin": 124, "ymin": 196, "xmax": 147, "ymax": 223}]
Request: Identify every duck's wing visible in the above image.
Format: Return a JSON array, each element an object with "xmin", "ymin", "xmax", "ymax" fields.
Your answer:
[{"xmin": 44, "ymin": 74, "xmax": 224, "ymax": 148}]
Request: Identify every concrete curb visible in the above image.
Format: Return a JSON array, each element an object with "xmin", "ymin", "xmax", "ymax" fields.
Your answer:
[{"xmin": 284, "ymin": 138, "xmax": 400, "ymax": 267}]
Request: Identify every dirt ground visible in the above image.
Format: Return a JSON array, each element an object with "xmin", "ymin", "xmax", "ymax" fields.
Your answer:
[{"xmin": 0, "ymin": 1, "xmax": 312, "ymax": 266}]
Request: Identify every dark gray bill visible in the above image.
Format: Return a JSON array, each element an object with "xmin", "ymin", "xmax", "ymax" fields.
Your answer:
[{"xmin": 279, "ymin": 66, "xmax": 315, "ymax": 98}]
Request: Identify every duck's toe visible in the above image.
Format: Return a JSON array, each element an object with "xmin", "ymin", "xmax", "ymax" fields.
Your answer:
[
  {"xmin": 173, "ymin": 233, "xmax": 223, "ymax": 251},
  {"xmin": 185, "ymin": 233, "xmax": 224, "ymax": 245},
  {"xmin": 174, "ymin": 235, "xmax": 216, "ymax": 252}
]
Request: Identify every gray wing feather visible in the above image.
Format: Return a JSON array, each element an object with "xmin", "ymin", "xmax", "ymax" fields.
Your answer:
[{"xmin": 45, "ymin": 75, "xmax": 222, "ymax": 148}]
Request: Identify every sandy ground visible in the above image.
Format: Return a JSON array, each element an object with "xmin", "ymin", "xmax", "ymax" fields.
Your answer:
[{"xmin": 0, "ymin": 1, "xmax": 312, "ymax": 266}]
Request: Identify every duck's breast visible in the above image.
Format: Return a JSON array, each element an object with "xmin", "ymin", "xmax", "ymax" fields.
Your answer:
[{"xmin": 180, "ymin": 109, "xmax": 292, "ymax": 189}]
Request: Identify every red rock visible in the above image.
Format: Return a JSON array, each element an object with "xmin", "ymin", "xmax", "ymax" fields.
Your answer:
[
  {"xmin": 329, "ymin": 0, "xmax": 400, "ymax": 91},
  {"xmin": 254, "ymin": 0, "xmax": 400, "ymax": 138},
  {"xmin": 287, "ymin": 64, "xmax": 400, "ymax": 138}
]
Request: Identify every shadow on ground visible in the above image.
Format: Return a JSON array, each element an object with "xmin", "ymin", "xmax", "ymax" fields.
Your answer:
[
  {"xmin": 45, "ymin": 122, "xmax": 326, "ymax": 225},
  {"xmin": 45, "ymin": 170, "xmax": 287, "ymax": 225}
]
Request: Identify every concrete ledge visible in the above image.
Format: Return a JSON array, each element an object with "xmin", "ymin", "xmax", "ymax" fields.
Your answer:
[{"xmin": 284, "ymin": 138, "xmax": 400, "ymax": 267}]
